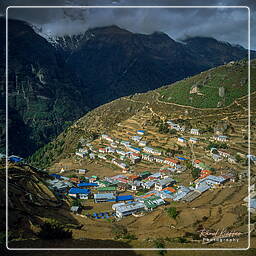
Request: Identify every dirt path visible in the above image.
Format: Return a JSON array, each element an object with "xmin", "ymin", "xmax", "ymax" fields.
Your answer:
[{"xmin": 155, "ymin": 90, "xmax": 254, "ymax": 111}]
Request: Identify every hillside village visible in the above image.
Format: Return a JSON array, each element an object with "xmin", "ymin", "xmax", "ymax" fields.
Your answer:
[{"xmin": 25, "ymin": 113, "xmax": 255, "ymax": 221}]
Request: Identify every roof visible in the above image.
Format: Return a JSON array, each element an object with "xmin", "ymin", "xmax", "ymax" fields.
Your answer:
[
  {"xmin": 143, "ymin": 180, "xmax": 156, "ymax": 187},
  {"xmin": 115, "ymin": 202, "xmax": 145, "ymax": 213},
  {"xmin": 165, "ymin": 158, "xmax": 179, "ymax": 164},
  {"xmin": 98, "ymin": 186, "xmax": 117, "ymax": 191},
  {"xmin": 199, "ymin": 175, "xmax": 226, "ymax": 185},
  {"xmin": 142, "ymin": 196, "xmax": 165, "ymax": 209},
  {"xmin": 140, "ymin": 171, "xmax": 151, "ymax": 176},
  {"xmin": 140, "ymin": 192, "xmax": 155, "ymax": 199},
  {"xmin": 112, "ymin": 202, "xmax": 126, "ymax": 210},
  {"xmin": 176, "ymin": 156, "xmax": 188, "ymax": 161},
  {"xmin": 148, "ymin": 172, "xmax": 161, "ymax": 178},
  {"xmin": 68, "ymin": 188, "xmax": 90, "ymax": 194},
  {"xmin": 156, "ymin": 177, "xmax": 175, "ymax": 186},
  {"xmin": 128, "ymin": 175, "xmax": 140, "ymax": 180},
  {"xmin": 190, "ymin": 137, "xmax": 198, "ymax": 141},
  {"xmin": 70, "ymin": 206, "xmax": 80, "ymax": 212},
  {"xmin": 196, "ymin": 182, "xmax": 211, "ymax": 193},
  {"xmin": 162, "ymin": 187, "xmax": 176, "ymax": 193},
  {"xmin": 70, "ymin": 177, "xmax": 79, "ymax": 182},
  {"xmin": 94, "ymin": 193, "xmax": 116, "ymax": 199},
  {"xmin": 78, "ymin": 182, "xmax": 98, "ymax": 187},
  {"xmin": 201, "ymin": 170, "xmax": 212, "ymax": 173},
  {"xmin": 182, "ymin": 191, "xmax": 201, "ymax": 202},
  {"xmin": 116, "ymin": 195, "xmax": 134, "ymax": 201},
  {"xmin": 8, "ymin": 155, "xmax": 23, "ymax": 162},
  {"xmin": 250, "ymin": 199, "xmax": 256, "ymax": 209},
  {"xmin": 129, "ymin": 146, "xmax": 142, "ymax": 151},
  {"xmin": 50, "ymin": 173, "xmax": 61, "ymax": 179}
]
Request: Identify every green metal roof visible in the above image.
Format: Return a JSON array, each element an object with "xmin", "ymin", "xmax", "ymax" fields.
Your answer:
[
  {"xmin": 98, "ymin": 186, "xmax": 117, "ymax": 191},
  {"xmin": 143, "ymin": 196, "xmax": 164, "ymax": 209},
  {"xmin": 140, "ymin": 171, "xmax": 151, "ymax": 176}
]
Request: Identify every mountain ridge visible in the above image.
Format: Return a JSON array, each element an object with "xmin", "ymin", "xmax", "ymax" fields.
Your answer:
[
  {"xmin": 1, "ymin": 18, "xmax": 255, "ymax": 157},
  {"xmin": 28, "ymin": 59, "xmax": 255, "ymax": 168}
]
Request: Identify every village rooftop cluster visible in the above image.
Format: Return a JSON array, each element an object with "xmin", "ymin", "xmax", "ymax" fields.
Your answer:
[
  {"xmin": 46, "ymin": 167, "xmax": 236, "ymax": 219},
  {"xmin": 42, "ymin": 120, "xmax": 254, "ymax": 219},
  {"xmin": 3, "ymin": 116, "xmax": 255, "ymax": 218}
]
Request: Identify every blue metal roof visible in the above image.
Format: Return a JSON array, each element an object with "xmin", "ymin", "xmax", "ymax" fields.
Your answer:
[
  {"xmin": 176, "ymin": 156, "xmax": 188, "ymax": 161},
  {"xmin": 251, "ymin": 199, "xmax": 256, "ymax": 209},
  {"xmin": 69, "ymin": 188, "xmax": 90, "ymax": 194},
  {"xmin": 116, "ymin": 195, "xmax": 134, "ymax": 201},
  {"xmin": 130, "ymin": 147, "xmax": 141, "ymax": 151},
  {"xmin": 50, "ymin": 173, "xmax": 61, "ymax": 179},
  {"xmin": 9, "ymin": 156, "xmax": 23, "ymax": 162},
  {"xmin": 78, "ymin": 182, "xmax": 98, "ymax": 187}
]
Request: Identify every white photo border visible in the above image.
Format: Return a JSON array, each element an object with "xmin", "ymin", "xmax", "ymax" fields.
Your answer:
[{"xmin": 5, "ymin": 5, "xmax": 251, "ymax": 251}]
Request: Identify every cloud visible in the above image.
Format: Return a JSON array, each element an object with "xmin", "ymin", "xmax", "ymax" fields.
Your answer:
[{"xmin": 1, "ymin": 0, "xmax": 255, "ymax": 49}]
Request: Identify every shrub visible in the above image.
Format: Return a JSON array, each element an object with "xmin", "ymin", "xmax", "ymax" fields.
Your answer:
[
  {"xmin": 169, "ymin": 129, "xmax": 177, "ymax": 134},
  {"xmin": 38, "ymin": 219, "xmax": 72, "ymax": 240},
  {"xmin": 175, "ymin": 237, "xmax": 187, "ymax": 243},
  {"xmin": 111, "ymin": 224, "xmax": 128, "ymax": 238},
  {"xmin": 165, "ymin": 207, "xmax": 179, "ymax": 219},
  {"xmin": 71, "ymin": 199, "xmax": 81, "ymax": 207},
  {"xmin": 154, "ymin": 239, "xmax": 167, "ymax": 256},
  {"xmin": 122, "ymin": 233, "xmax": 137, "ymax": 240},
  {"xmin": 191, "ymin": 168, "xmax": 200, "ymax": 179}
]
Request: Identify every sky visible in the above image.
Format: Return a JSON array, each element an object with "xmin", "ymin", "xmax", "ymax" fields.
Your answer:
[{"xmin": 0, "ymin": 0, "xmax": 255, "ymax": 49}]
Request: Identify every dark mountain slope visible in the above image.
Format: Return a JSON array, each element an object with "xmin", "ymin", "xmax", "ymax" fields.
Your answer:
[
  {"xmin": 183, "ymin": 36, "xmax": 250, "ymax": 65},
  {"xmin": 65, "ymin": 25, "xmax": 253, "ymax": 107},
  {"xmin": 0, "ymin": 18, "xmax": 89, "ymax": 156},
  {"xmin": 0, "ymin": 20, "xmax": 254, "ymax": 157}
]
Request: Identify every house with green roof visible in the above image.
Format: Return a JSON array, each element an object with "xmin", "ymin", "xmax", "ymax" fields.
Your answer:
[
  {"xmin": 140, "ymin": 195, "xmax": 166, "ymax": 210},
  {"xmin": 98, "ymin": 186, "xmax": 117, "ymax": 193}
]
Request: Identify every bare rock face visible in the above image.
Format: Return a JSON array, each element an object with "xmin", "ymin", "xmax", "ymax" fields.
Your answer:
[
  {"xmin": 219, "ymin": 87, "xmax": 225, "ymax": 97},
  {"xmin": 190, "ymin": 85, "xmax": 199, "ymax": 94}
]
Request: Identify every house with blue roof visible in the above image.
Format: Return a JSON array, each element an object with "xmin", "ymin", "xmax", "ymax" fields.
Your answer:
[
  {"xmin": 50, "ymin": 173, "xmax": 61, "ymax": 179},
  {"xmin": 250, "ymin": 198, "xmax": 256, "ymax": 213},
  {"xmin": 128, "ymin": 146, "xmax": 142, "ymax": 154},
  {"xmin": 78, "ymin": 182, "xmax": 99, "ymax": 188},
  {"xmin": 177, "ymin": 137, "xmax": 186, "ymax": 143},
  {"xmin": 137, "ymin": 130, "xmax": 145, "ymax": 135},
  {"xmin": 8, "ymin": 155, "xmax": 23, "ymax": 163},
  {"xmin": 68, "ymin": 188, "xmax": 91, "ymax": 199},
  {"xmin": 116, "ymin": 195, "xmax": 134, "ymax": 202}
]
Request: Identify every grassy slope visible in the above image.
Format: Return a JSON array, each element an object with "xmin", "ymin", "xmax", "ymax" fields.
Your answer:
[{"xmin": 158, "ymin": 59, "xmax": 255, "ymax": 108}]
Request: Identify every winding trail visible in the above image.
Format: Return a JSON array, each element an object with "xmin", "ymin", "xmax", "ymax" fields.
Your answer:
[{"xmin": 122, "ymin": 90, "xmax": 252, "ymax": 123}]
